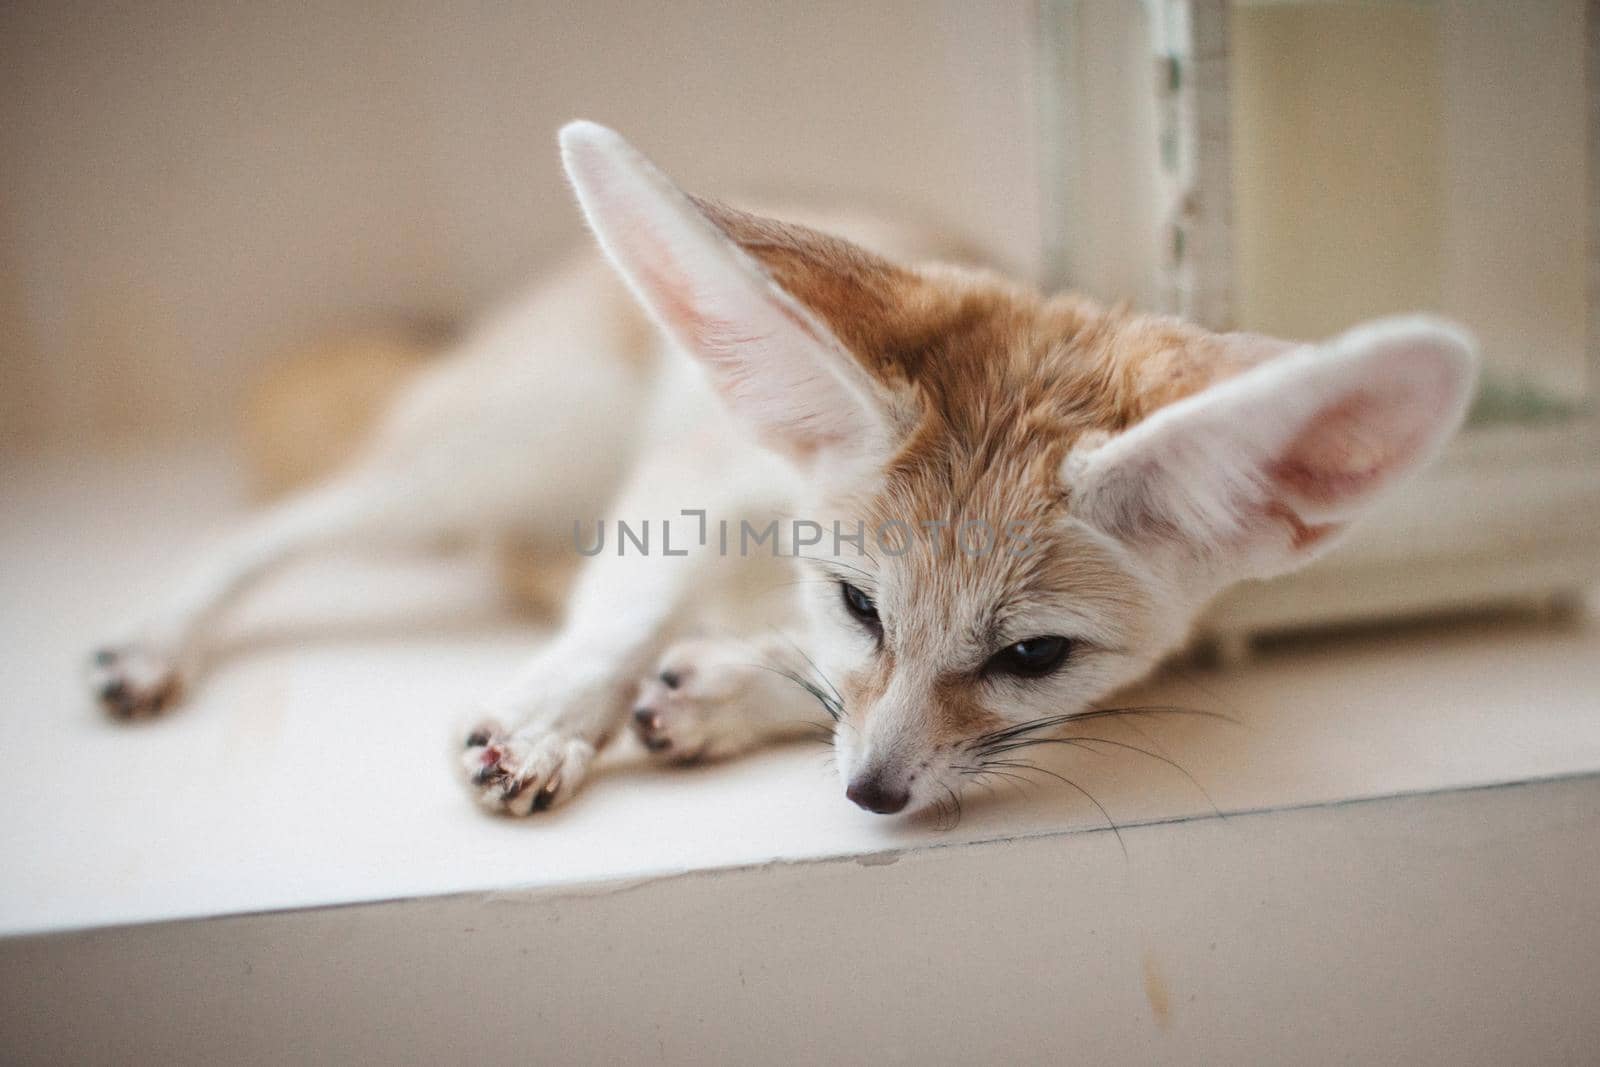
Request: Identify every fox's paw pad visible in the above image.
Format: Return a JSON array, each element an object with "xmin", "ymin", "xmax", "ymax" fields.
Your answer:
[
  {"xmin": 630, "ymin": 699, "xmax": 729, "ymax": 763},
  {"xmin": 462, "ymin": 723, "xmax": 595, "ymax": 816},
  {"xmin": 629, "ymin": 651, "xmax": 759, "ymax": 763},
  {"xmin": 88, "ymin": 646, "xmax": 184, "ymax": 720}
]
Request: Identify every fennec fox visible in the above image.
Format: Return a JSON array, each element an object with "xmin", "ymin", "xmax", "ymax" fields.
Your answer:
[{"xmin": 90, "ymin": 122, "xmax": 1477, "ymax": 817}]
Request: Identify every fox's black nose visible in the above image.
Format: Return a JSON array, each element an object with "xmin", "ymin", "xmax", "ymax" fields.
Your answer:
[{"xmin": 846, "ymin": 775, "xmax": 910, "ymax": 814}]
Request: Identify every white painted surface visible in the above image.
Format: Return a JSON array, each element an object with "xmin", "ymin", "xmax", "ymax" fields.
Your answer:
[
  {"xmin": 1, "ymin": 447, "xmax": 1597, "ymax": 937},
  {"xmin": 2, "ymin": 778, "xmax": 1597, "ymax": 1063}
]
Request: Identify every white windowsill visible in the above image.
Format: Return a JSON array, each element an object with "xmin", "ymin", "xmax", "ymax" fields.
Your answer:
[{"xmin": 1, "ymin": 444, "xmax": 1598, "ymax": 940}]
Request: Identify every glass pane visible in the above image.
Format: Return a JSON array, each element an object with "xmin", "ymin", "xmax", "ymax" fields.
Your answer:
[{"xmin": 1230, "ymin": 0, "xmax": 1589, "ymax": 427}]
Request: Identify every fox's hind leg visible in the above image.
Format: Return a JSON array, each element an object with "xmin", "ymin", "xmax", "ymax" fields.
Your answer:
[
  {"xmin": 89, "ymin": 256, "xmax": 653, "ymax": 719},
  {"xmin": 87, "ymin": 467, "xmax": 481, "ymax": 718}
]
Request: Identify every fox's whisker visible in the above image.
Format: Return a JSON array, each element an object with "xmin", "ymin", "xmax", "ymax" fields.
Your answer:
[{"xmin": 980, "ymin": 758, "xmax": 1126, "ymax": 858}]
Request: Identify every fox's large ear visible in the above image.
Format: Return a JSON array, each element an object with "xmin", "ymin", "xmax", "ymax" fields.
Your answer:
[
  {"xmin": 1065, "ymin": 317, "xmax": 1479, "ymax": 581},
  {"xmin": 559, "ymin": 120, "xmax": 891, "ymax": 468}
]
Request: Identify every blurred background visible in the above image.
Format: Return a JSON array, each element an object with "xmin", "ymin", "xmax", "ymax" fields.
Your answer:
[
  {"xmin": 0, "ymin": 0, "xmax": 1043, "ymax": 454},
  {"xmin": 4, "ymin": 1, "xmax": 1589, "ymax": 443},
  {"xmin": 1229, "ymin": 0, "xmax": 1588, "ymax": 416}
]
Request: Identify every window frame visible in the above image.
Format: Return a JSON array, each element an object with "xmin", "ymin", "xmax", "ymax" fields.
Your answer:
[{"xmin": 1039, "ymin": 0, "xmax": 1600, "ymax": 646}]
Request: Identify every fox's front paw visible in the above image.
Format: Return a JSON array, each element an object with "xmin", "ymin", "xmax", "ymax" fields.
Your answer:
[
  {"xmin": 87, "ymin": 645, "xmax": 185, "ymax": 720},
  {"xmin": 628, "ymin": 640, "xmax": 768, "ymax": 763},
  {"xmin": 461, "ymin": 721, "xmax": 597, "ymax": 816}
]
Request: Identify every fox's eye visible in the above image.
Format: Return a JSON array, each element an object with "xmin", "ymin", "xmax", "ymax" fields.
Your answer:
[
  {"xmin": 839, "ymin": 581, "xmax": 882, "ymax": 636},
  {"xmin": 986, "ymin": 635, "xmax": 1072, "ymax": 678}
]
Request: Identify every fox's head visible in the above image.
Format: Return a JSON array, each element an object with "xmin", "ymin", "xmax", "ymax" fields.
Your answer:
[{"xmin": 562, "ymin": 121, "xmax": 1478, "ymax": 816}]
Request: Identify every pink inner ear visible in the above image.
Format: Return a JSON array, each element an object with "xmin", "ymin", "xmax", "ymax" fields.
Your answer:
[
  {"xmin": 620, "ymin": 214, "xmax": 710, "ymax": 340},
  {"xmin": 1270, "ymin": 355, "xmax": 1452, "ymax": 515},
  {"xmin": 577, "ymin": 164, "xmax": 748, "ymax": 359},
  {"xmin": 629, "ymin": 241, "xmax": 846, "ymax": 459}
]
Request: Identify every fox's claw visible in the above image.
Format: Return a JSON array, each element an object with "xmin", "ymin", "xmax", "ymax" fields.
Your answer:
[
  {"xmin": 461, "ymin": 722, "xmax": 595, "ymax": 815},
  {"xmin": 88, "ymin": 645, "xmax": 184, "ymax": 720}
]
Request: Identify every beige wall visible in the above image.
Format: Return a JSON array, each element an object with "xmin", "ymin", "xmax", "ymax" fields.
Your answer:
[
  {"xmin": 0, "ymin": 0, "xmax": 1042, "ymax": 452},
  {"xmin": 1233, "ymin": 3, "xmax": 1445, "ymax": 341},
  {"xmin": 1038, "ymin": 1, "xmax": 1165, "ymax": 310},
  {"xmin": 1437, "ymin": 0, "xmax": 1588, "ymax": 398},
  {"xmin": 1231, "ymin": 0, "xmax": 1588, "ymax": 398}
]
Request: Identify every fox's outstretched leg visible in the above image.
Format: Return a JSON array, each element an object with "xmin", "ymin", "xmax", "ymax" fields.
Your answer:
[
  {"xmin": 87, "ymin": 469, "xmax": 471, "ymax": 718},
  {"xmin": 88, "ymin": 252, "xmax": 652, "ymax": 720},
  {"xmin": 459, "ymin": 384, "xmax": 797, "ymax": 813}
]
